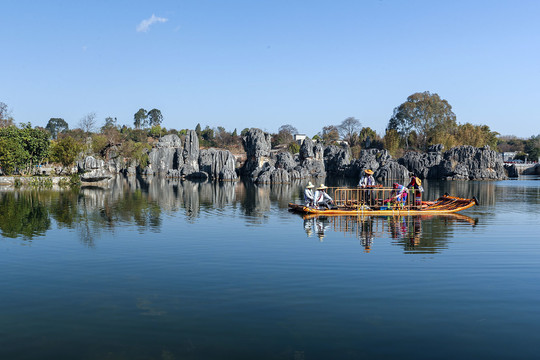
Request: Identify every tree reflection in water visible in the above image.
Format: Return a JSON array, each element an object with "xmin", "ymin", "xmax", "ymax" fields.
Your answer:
[
  {"xmin": 1, "ymin": 175, "xmax": 493, "ymax": 247},
  {"xmin": 0, "ymin": 191, "xmax": 51, "ymax": 240},
  {"xmin": 299, "ymin": 213, "xmax": 478, "ymax": 254}
]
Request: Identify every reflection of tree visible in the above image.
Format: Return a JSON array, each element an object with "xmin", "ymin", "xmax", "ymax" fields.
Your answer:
[
  {"xmin": 49, "ymin": 190, "xmax": 80, "ymax": 228},
  {"xmin": 0, "ymin": 191, "xmax": 51, "ymax": 239}
]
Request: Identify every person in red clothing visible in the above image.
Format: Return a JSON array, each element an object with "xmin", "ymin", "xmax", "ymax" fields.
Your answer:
[{"xmin": 388, "ymin": 183, "xmax": 408, "ymax": 206}]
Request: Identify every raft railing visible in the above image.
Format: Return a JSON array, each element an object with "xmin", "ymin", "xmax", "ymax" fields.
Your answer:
[{"xmin": 327, "ymin": 186, "xmax": 423, "ymax": 210}]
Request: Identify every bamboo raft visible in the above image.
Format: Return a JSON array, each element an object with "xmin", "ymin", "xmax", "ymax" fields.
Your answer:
[{"xmin": 289, "ymin": 186, "xmax": 478, "ymax": 216}]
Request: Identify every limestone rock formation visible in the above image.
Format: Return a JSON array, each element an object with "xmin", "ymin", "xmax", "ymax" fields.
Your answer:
[
  {"xmin": 299, "ymin": 137, "xmax": 325, "ymax": 178},
  {"xmin": 398, "ymin": 145, "xmax": 507, "ymax": 180},
  {"xmin": 434, "ymin": 145, "xmax": 507, "ymax": 180},
  {"xmin": 504, "ymin": 164, "xmax": 519, "ymax": 178},
  {"xmin": 181, "ymin": 130, "xmax": 200, "ymax": 176},
  {"xmin": 324, "ymin": 144, "xmax": 351, "ymax": 174},
  {"xmin": 347, "ymin": 149, "xmax": 409, "ymax": 182},
  {"xmin": 523, "ymin": 163, "xmax": 540, "ymax": 176},
  {"xmin": 144, "ymin": 131, "xmax": 203, "ymax": 178},
  {"xmin": 145, "ymin": 134, "xmax": 183, "ymax": 175},
  {"xmin": 241, "ymin": 128, "xmax": 311, "ymax": 183},
  {"xmin": 77, "ymin": 155, "xmax": 113, "ymax": 182},
  {"xmin": 399, "ymin": 149, "xmax": 444, "ymax": 179},
  {"xmin": 198, "ymin": 148, "xmax": 238, "ymax": 181},
  {"xmin": 241, "ymin": 128, "xmax": 273, "ymax": 178}
]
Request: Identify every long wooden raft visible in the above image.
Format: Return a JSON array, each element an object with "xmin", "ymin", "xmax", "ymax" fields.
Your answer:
[{"xmin": 289, "ymin": 194, "xmax": 478, "ymax": 216}]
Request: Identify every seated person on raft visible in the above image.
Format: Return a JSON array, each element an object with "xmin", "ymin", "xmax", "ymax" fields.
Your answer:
[
  {"xmin": 314, "ymin": 184, "xmax": 335, "ymax": 209},
  {"xmin": 304, "ymin": 182, "xmax": 315, "ymax": 207}
]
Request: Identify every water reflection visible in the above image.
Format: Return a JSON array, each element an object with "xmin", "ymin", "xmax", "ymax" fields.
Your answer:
[
  {"xmin": 0, "ymin": 191, "xmax": 51, "ymax": 239},
  {"xmin": 299, "ymin": 213, "xmax": 478, "ymax": 253},
  {"xmin": 1, "ymin": 175, "xmax": 528, "ymax": 244}
]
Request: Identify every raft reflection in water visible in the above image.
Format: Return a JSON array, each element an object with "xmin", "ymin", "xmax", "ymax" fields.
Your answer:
[{"xmin": 301, "ymin": 213, "xmax": 478, "ymax": 253}]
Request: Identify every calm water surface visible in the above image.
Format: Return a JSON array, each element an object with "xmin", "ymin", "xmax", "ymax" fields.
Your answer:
[{"xmin": 1, "ymin": 176, "xmax": 540, "ymax": 360}]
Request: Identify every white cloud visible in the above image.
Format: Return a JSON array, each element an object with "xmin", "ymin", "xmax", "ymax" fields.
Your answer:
[{"xmin": 136, "ymin": 14, "xmax": 168, "ymax": 33}]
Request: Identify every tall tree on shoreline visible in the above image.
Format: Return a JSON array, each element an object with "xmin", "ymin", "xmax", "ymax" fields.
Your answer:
[
  {"xmin": 147, "ymin": 109, "xmax": 163, "ymax": 128},
  {"xmin": 388, "ymin": 91, "xmax": 457, "ymax": 150},
  {"xmin": 45, "ymin": 118, "xmax": 69, "ymax": 139},
  {"xmin": 134, "ymin": 108, "xmax": 148, "ymax": 129}
]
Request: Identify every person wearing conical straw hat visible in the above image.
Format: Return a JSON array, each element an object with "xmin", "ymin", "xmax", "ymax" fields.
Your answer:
[
  {"xmin": 358, "ymin": 169, "xmax": 375, "ymax": 188},
  {"xmin": 304, "ymin": 181, "xmax": 315, "ymax": 207},
  {"xmin": 314, "ymin": 183, "xmax": 334, "ymax": 209}
]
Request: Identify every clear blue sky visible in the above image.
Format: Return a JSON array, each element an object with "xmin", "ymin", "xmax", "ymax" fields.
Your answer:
[{"xmin": 1, "ymin": 0, "xmax": 539, "ymax": 138}]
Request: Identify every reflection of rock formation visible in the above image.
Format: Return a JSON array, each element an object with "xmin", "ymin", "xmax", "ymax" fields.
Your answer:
[
  {"xmin": 198, "ymin": 182, "xmax": 237, "ymax": 209},
  {"xmin": 238, "ymin": 181, "xmax": 271, "ymax": 222}
]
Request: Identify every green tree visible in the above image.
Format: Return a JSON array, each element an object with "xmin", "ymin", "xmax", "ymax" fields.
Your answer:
[
  {"xmin": 92, "ymin": 134, "xmax": 109, "ymax": 156},
  {"xmin": 273, "ymin": 124, "xmax": 298, "ymax": 146},
  {"xmin": 149, "ymin": 125, "xmax": 165, "ymax": 139},
  {"xmin": 0, "ymin": 136, "xmax": 25, "ymax": 175},
  {"xmin": 147, "ymin": 109, "xmax": 163, "ymax": 127},
  {"xmin": 525, "ymin": 134, "xmax": 540, "ymax": 162},
  {"xmin": 120, "ymin": 140, "xmax": 151, "ymax": 167},
  {"xmin": 45, "ymin": 118, "xmax": 69, "ymax": 139},
  {"xmin": 134, "ymin": 108, "xmax": 148, "ymax": 129},
  {"xmin": 20, "ymin": 123, "xmax": 50, "ymax": 173},
  {"xmin": 383, "ymin": 128, "xmax": 401, "ymax": 157},
  {"xmin": 358, "ymin": 127, "xmax": 378, "ymax": 149},
  {"xmin": 50, "ymin": 137, "xmax": 82, "ymax": 174},
  {"xmin": 320, "ymin": 125, "xmax": 339, "ymax": 144},
  {"xmin": 454, "ymin": 123, "xmax": 498, "ymax": 148},
  {"xmin": 288, "ymin": 142, "xmax": 300, "ymax": 154},
  {"xmin": 200, "ymin": 126, "xmax": 215, "ymax": 147},
  {"xmin": 101, "ymin": 117, "xmax": 118, "ymax": 131},
  {"xmin": 388, "ymin": 91, "xmax": 457, "ymax": 150}
]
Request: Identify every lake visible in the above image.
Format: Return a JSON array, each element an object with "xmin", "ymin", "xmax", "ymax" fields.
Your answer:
[{"xmin": 1, "ymin": 176, "xmax": 540, "ymax": 360}]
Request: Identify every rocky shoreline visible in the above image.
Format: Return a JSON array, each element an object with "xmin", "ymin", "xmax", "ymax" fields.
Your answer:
[{"xmin": 30, "ymin": 127, "xmax": 510, "ymax": 188}]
